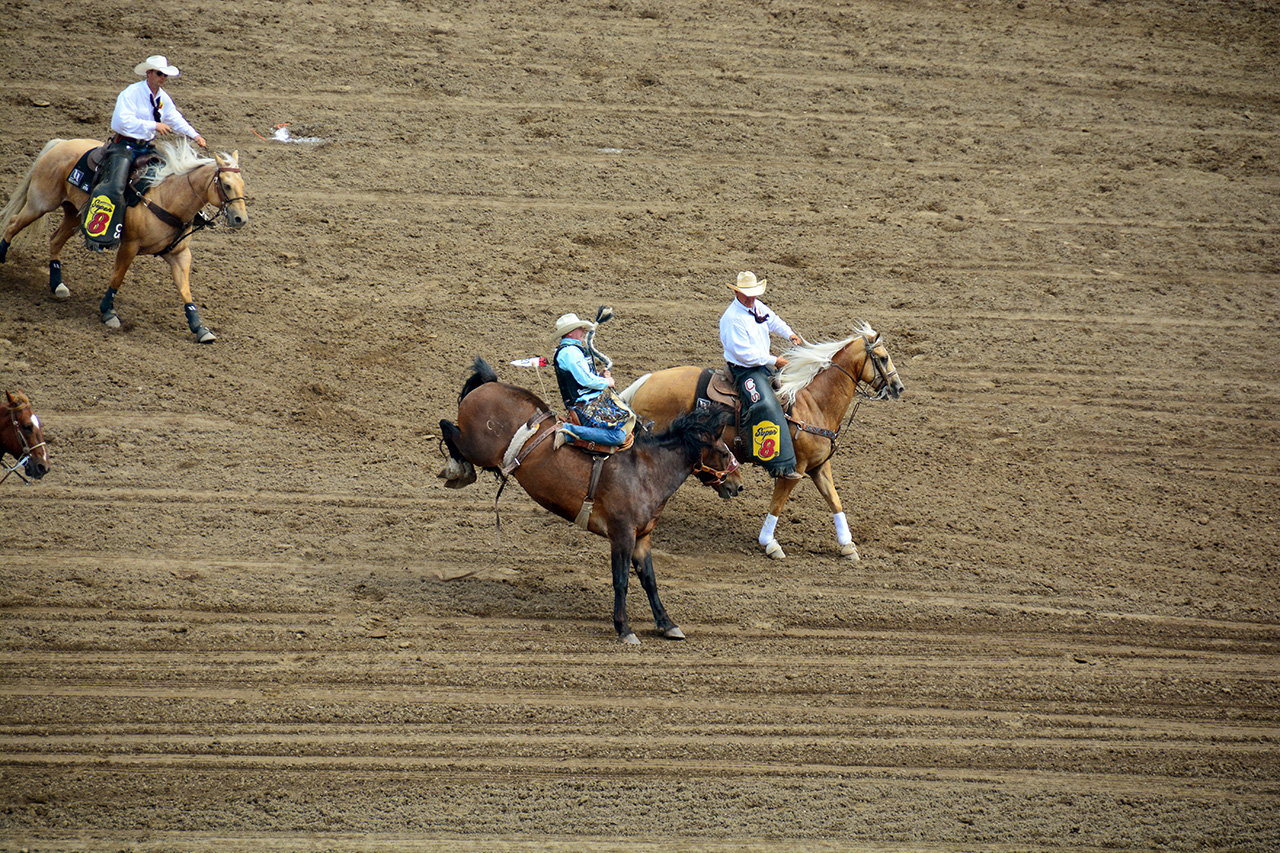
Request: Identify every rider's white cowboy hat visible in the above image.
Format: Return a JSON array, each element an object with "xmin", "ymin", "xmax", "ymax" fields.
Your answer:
[
  {"xmin": 728, "ymin": 270, "xmax": 767, "ymax": 297},
  {"xmin": 554, "ymin": 313, "xmax": 596, "ymax": 339},
  {"xmin": 134, "ymin": 55, "xmax": 180, "ymax": 77}
]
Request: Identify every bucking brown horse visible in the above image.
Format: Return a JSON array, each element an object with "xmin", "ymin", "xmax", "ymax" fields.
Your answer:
[{"xmin": 438, "ymin": 357, "xmax": 737, "ymax": 644}]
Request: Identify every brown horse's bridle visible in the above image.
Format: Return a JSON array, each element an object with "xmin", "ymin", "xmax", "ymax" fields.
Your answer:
[
  {"xmin": 1, "ymin": 404, "xmax": 46, "ymax": 485},
  {"xmin": 693, "ymin": 439, "xmax": 740, "ymax": 485}
]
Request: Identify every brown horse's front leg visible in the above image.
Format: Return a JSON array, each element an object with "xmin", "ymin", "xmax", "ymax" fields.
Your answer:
[
  {"xmin": 632, "ymin": 534, "xmax": 683, "ymax": 640},
  {"xmin": 163, "ymin": 247, "xmax": 215, "ymax": 343},
  {"xmin": 611, "ymin": 534, "xmax": 640, "ymax": 645},
  {"xmin": 810, "ymin": 460, "xmax": 859, "ymax": 560}
]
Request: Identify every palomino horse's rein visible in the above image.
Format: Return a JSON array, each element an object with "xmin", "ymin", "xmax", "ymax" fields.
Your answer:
[{"xmin": 0, "ymin": 404, "xmax": 46, "ymax": 485}]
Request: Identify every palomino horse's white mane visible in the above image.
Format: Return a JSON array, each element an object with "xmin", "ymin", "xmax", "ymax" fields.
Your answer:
[
  {"xmin": 775, "ymin": 320, "xmax": 877, "ymax": 404},
  {"xmin": 147, "ymin": 139, "xmax": 229, "ymax": 183}
]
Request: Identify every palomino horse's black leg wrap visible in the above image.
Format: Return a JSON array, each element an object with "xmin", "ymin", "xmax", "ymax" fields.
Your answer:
[
  {"xmin": 99, "ymin": 287, "xmax": 116, "ymax": 316},
  {"xmin": 184, "ymin": 302, "xmax": 202, "ymax": 334},
  {"xmin": 0, "ymin": 239, "xmax": 9, "ymax": 264},
  {"xmin": 49, "ymin": 260, "xmax": 62, "ymax": 294}
]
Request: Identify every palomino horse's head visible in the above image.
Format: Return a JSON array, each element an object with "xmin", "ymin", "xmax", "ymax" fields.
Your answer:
[
  {"xmin": 210, "ymin": 151, "xmax": 248, "ymax": 230},
  {"xmin": 1, "ymin": 389, "xmax": 50, "ymax": 483},
  {"xmin": 858, "ymin": 325, "xmax": 905, "ymax": 401}
]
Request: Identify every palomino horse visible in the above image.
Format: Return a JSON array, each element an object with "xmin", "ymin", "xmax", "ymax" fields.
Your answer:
[
  {"xmin": 621, "ymin": 320, "xmax": 905, "ymax": 561},
  {"xmin": 1, "ymin": 388, "xmax": 50, "ymax": 484},
  {"xmin": 439, "ymin": 357, "xmax": 737, "ymax": 644},
  {"xmin": 0, "ymin": 138, "xmax": 247, "ymax": 342}
]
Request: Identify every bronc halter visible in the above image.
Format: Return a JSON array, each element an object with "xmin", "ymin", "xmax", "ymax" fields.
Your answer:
[
  {"xmin": 693, "ymin": 438, "xmax": 740, "ymax": 486},
  {"xmin": 1, "ymin": 403, "xmax": 47, "ymax": 485}
]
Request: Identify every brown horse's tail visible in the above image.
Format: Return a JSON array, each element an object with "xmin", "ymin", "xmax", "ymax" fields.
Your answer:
[
  {"xmin": 0, "ymin": 139, "xmax": 65, "ymax": 250},
  {"xmin": 458, "ymin": 356, "xmax": 498, "ymax": 404}
]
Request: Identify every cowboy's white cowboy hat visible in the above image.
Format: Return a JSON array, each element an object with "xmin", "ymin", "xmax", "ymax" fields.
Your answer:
[
  {"xmin": 135, "ymin": 55, "xmax": 180, "ymax": 77},
  {"xmin": 554, "ymin": 312, "xmax": 597, "ymax": 338},
  {"xmin": 728, "ymin": 270, "xmax": 767, "ymax": 297}
]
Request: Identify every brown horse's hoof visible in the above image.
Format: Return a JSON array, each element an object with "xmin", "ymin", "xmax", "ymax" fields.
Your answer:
[
  {"xmin": 663, "ymin": 626, "xmax": 686, "ymax": 640},
  {"xmin": 620, "ymin": 633, "xmax": 640, "ymax": 645}
]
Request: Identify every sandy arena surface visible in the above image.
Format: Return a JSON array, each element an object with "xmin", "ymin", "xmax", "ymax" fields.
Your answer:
[{"xmin": 1, "ymin": 0, "xmax": 1278, "ymax": 850}]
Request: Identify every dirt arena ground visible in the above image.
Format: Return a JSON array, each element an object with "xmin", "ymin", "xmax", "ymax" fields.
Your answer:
[{"xmin": 2, "ymin": 0, "xmax": 1278, "ymax": 850}]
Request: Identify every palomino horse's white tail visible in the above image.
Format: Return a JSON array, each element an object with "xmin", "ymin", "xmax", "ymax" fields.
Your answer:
[{"xmin": 0, "ymin": 138, "xmax": 65, "ymax": 249}]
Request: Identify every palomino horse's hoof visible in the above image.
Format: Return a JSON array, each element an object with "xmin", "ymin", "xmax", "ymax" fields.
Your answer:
[
  {"xmin": 663, "ymin": 626, "xmax": 686, "ymax": 640},
  {"xmin": 52, "ymin": 284, "xmax": 70, "ymax": 300},
  {"xmin": 194, "ymin": 326, "xmax": 217, "ymax": 343},
  {"xmin": 620, "ymin": 633, "xmax": 641, "ymax": 645},
  {"xmin": 762, "ymin": 539, "xmax": 786, "ymax": 560},
  {"xmin": 840, "ymin": 542, "xmax": 861, "ymax": 561},
  {"xmin": 102, "ymin": 310, "xmax": 121, "ymax": 329}
]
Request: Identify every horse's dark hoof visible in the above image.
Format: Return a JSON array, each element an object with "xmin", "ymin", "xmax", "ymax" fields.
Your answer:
[{"xmin": 662, "ymin": 626, "xmax": 686, "ymax": 640}]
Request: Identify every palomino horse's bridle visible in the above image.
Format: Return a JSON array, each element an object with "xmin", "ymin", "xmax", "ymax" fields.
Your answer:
[
  {"xmin": 829, "ymin": 334, "xmax": 899, "ymax": 402},
  {"xmin": 147, "ymin": 162, "xmax": 245, "ymax": 256},
  {"xmin": 1, "ymin": 405, "xmax": 46, "ymax": 485}
]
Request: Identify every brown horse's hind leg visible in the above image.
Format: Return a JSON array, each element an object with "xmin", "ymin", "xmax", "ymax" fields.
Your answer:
[
  {"xmin": 809, "ymin": 460, "xmax": 859, "ymax": 561},
  {"xmin": 631, "ymin": 534, "xmax": 683, "ymax": 640}
]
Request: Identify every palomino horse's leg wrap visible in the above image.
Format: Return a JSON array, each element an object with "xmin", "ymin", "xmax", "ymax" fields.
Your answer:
[
  {"xmin": 0, "ymin": 239, "xmax": 9, "ymax": 263},
  {"xmin": 100, "ymin": 287, "xmax": 121, "ymax": 328},
  {"xmin": 49, "ymin": 260, "xmax": 64, "ymax": 296},
  {"xmin": 184, "ymin": 302, "xmax": 216, "ymax": 343}
]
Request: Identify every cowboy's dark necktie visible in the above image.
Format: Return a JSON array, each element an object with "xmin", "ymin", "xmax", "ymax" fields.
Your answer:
[{"xmin": 150, "ymin": 95, "xmax": 161, "ymax": 123}]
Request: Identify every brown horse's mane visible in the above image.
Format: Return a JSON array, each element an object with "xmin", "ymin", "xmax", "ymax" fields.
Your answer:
[
  {"xmin": 2, "ymin": 388, "xmax": 31, "ymax": 412},
  {"xmin": 776, "ymin": 321, "xmax": 877, "ymax": 404}
]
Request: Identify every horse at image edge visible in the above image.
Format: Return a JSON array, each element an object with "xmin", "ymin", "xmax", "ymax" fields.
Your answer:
[{"xmin": 1, "ymin": 388, "xmax": 50, "ymax": 484}]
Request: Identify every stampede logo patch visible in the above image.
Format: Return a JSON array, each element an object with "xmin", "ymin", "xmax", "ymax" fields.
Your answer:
[
  {"xmin": 743, "ymin": 377, "xmax": 762, "ymax": 403},
  {"xmin": 752, "ymin": 420, "xmax": 780, "ymax": 461},
  {"xmin": 84, "ymin": 195, "xmax": 116, "ymax": 238}
]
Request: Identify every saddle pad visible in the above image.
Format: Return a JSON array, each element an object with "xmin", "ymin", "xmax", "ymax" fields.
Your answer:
[{"xmin": 68, "ymin": 148, "xmax": 158, "ymax": 203}]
